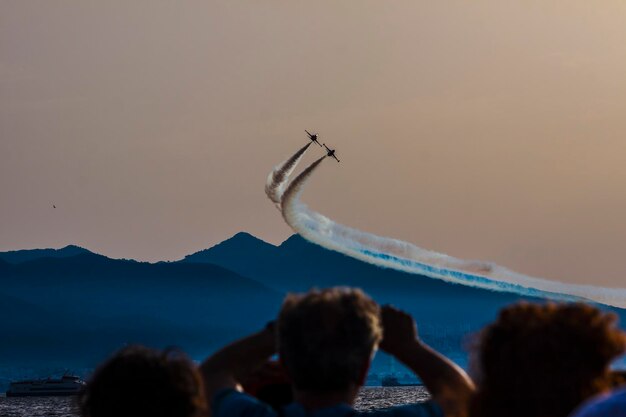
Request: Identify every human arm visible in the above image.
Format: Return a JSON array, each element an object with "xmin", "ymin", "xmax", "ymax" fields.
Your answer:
[
  {"xmin": 199, "ymin": 323, "xmax": 277, "ymax": 414},
  {"xmin": 380, "ymin": 306, "xmax": 475, "ymax": 417}
]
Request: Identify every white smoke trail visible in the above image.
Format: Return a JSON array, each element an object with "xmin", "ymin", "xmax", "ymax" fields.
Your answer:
[
  {"xmin": 265, "ymin": 142, "xmax": 312, "ymax": 208},
  {"xmin": 268, "ymin": 149, "xmax": 626, "ymax": 308}
]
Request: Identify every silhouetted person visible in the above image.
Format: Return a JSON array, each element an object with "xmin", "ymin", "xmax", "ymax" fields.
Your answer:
[
  {"xmin": 570, "ymin": 386, "xmax": 626, "ymax": 417},
  {"xmin": 80, "ymin": 345, "xmax": 206, "ymax": 417},
  {"xmin": 201, "ymin": 287, "xmax": 474, "ymax": 417},
  {"xmin": 468, "ymin": 302, "xmax": 626, "ymax": 417},
  {"xmin": 568, "ymin": 371, "xmax": 626, "ymax": 417}
]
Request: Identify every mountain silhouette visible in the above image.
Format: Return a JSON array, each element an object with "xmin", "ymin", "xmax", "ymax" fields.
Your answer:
[
  {"xmin": 0, "ymin": 250, "xmax": 282, "ymax": 369},
  {"xmin": 0, "ymin": 245, "xmax": 90, "ymax": 264},
  {"xmin": 183, "ymin": 233, "xmax": 626, "ymax": 354},
  {"xmin": 184, "ymin": 234, "xmax": 535, "ymax": 325},
  {"xmin": 2, "ymin": 233, "xmax": 625, "ymax": 375}
]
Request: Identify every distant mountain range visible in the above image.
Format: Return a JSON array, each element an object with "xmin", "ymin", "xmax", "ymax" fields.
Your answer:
[
  {"xmin": 0, "ymin": 244, "xmax": 89, "ymax": 264},
  {"xmin": 0, "ymin": 242, "xmax": 281, "ymax": 370},
  {"xmin": 183, "ymin": 233, "xmax": 533, "ymax": 325},
  {"xmin": 1, "ymin": 233, "xmax": 625, "ymax": 376}
]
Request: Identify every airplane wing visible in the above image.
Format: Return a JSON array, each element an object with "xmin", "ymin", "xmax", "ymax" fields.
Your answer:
[
  {"xmin": 333, "ymin": 155, "xmax": 340, "ymax": 163},
  {"xmin": 305, "ymin": 130, "xmax": 312, "ymax": 137}
]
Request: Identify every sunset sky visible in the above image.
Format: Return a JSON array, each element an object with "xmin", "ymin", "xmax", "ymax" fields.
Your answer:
[{"xmin": 2, "ymin": 1, "xmax": 626, "ymax": 287}]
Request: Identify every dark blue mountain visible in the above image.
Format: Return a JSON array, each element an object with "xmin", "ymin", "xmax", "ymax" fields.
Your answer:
[
  {"xmin": 183, "ymin": 233, "xmax": 626, "ymax": 352},
  {"xmin": 0, "ymin": 245, "xmax": 90, "ymax": 264},
  {"xmin": 3, "ymin": 233, "xmax": 625, "ymax": 375},
  {"xmin": 0, "ymin": 252, "xmax": 283, "ymax": 368},
  {"xmin": 185, "ymin": 234, "xmax": 531, "ymax": 324},
  {"xmin": 184, "ymin": 232, "xmax": 281, "ymax": 279},
  {"xmin": 0, "ymin": 290, "xmax": 207, "ymax": 367},
  {"xmin": 0, "ymin": 257, "xmax": 10, "ymax": 271}
]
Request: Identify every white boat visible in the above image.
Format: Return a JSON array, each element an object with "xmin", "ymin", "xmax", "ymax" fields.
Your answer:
[{"xmin": 6, "ymin": 375, "xmax": 86, "ymax": 397}]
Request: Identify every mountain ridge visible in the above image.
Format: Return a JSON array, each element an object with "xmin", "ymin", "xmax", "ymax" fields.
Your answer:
[
  {"xmin": 2, "ymin": 232, "xmax": 625, "ymax": 374},
  {"xmin": 0, "ymin": 245, "xmax": 91, "ymax": 264}
]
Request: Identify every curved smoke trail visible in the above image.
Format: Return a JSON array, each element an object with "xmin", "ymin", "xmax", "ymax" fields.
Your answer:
[
  {"xmin": 268, "ymin": 147, "xmax": 626, "ymax": 308},
  {"xmin": 265, "ymin": 142, "xmax": 312, "ymax": 208}
]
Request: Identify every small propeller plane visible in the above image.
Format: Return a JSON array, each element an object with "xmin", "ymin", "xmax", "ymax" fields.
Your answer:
[
  {"xmin": 305, "ymin": 130, "xmax": 323, "ymax": 147},
  {"xmin": 323, "ymin": 144, "xmax": 340, "ymax": 163}
]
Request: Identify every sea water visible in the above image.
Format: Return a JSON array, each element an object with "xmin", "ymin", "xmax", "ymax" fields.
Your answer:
[{"xmin": 0, "ymin": 387, "xmax": 430, "ymax": 416}]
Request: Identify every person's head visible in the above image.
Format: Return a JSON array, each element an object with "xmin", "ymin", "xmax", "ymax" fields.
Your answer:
[
  {"xmin": 277, "ymin": 287, "xmax": 382, "ymax": 396},
  {"xmin": 470, "ymin": 302, "xmax": 626, "ymax": 417},
  {"xmin": 80, "ymin": 345, "xmax": 206, "ymax": 417}
]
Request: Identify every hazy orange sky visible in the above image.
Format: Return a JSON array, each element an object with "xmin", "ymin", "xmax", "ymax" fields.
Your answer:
[{"xmin": 2, "ymin": 2, "xmax": 626, "ymax": 287}]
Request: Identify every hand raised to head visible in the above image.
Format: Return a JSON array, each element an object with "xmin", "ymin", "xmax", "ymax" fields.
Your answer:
[
  {"xmin": 379, "ymin": 305, "xmax": 419, "ymax": 356},
  {"xmin": 379, "ymin": 305, "xmax": 475, "ymax": 417}
]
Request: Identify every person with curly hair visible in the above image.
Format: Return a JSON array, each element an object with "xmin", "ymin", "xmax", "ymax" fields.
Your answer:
[
  {"xmin": 201, "ymin": 287, "xmax": 474, "ymax": 417},
  {"xmin": 469, "ymin": 302, "xmax": 626, "ymax": 417},
  {"xmin": 80, "ymin": 345, "xmax": 207, "ymax": 417}
]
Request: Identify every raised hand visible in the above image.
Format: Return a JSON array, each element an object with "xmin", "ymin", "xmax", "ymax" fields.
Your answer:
[{"xmin": 379, "ymin": 305, "xmax": 419, "ymax": 357}]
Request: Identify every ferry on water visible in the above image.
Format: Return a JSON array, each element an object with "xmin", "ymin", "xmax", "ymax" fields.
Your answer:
[
  {"xmin": 381, "ymin": 375, "xmax": 423, "ymax": 387},
  {"xmin": 5, "ymin": 375, "xmax": 86, "ymax": 397}
]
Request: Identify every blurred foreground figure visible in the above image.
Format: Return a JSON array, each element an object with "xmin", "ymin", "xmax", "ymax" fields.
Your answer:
[
  {"xmin": 201, "ymin": 287, "xmax": 474, "ymax": 417},
  {"xmin": 80, "ymin": 346, "xmax": 206, "ymax": 417},
  {"xmin": 469, "ymin": 302, "xmax": 626, "ymax": 417},
  {"xmin": 570, "ymin": 387, "xmax": 626, "ymax": 417},
  {"xmin": 239, "ymin": 360, "xmax": 292, "ymax": 411}
]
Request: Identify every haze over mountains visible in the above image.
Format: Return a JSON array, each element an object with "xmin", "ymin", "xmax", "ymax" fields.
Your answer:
[{"xmin": 2, "ymin": 232, "xmax": 625, "ymax": 379}]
